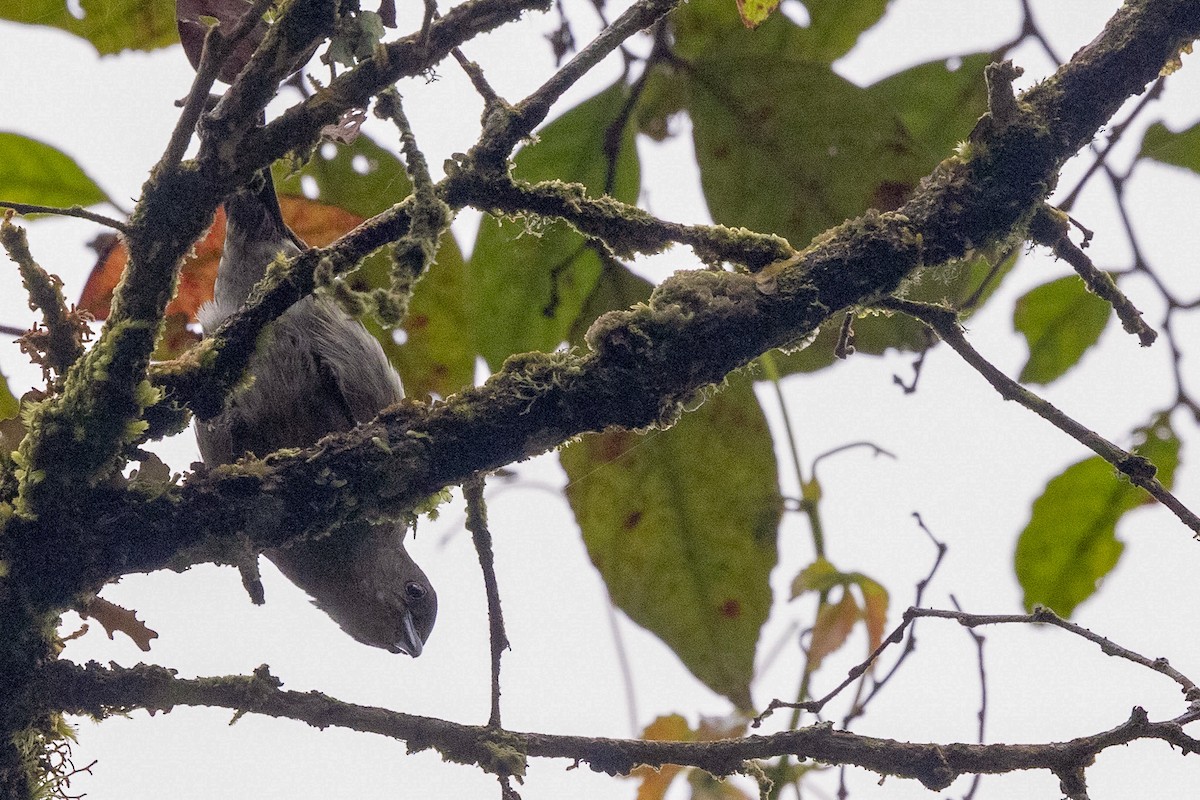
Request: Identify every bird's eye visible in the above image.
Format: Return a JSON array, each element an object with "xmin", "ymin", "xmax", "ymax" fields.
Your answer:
[{"xmin": 405, "ymin": 581, "xmax": 427, "ymax": 601}]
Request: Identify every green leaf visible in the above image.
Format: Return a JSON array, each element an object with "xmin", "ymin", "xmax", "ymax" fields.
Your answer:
[
  {"xmin": 468, "ymin": 82, "xmax": 640, "ymax": 370},
  {"xmin": 796, "ymin": 0, "xmax": 890, "ymax": 61},
  {"xmin": 1, "ymin": 0, "xmax": 178, "ymax": 54},
  {"xmin": 735, "ymin": 0, "xmax": 782, "ymax": 31},
  {"xmin": 561, "ymin": 377, "xmax": 781, "ymax": 710},
  {"xmin": 1138, "ymin": 121, "xmax": 1200, "ymax": 174},
  {"xmin": 673, "ymin": 0, "xmax": 887, "ymax": 63},
  {"xmin": 790, "ymin": 556, "xmax": 842, "ymax": 596},
  {"xmin": 684, "ymin": 52, "xmax": 999, "ymax": 377},
  {"xmin": 275, "ymin": 137, "xmax": 474, "ymax": 399},
  {"xmin": 274, "ymin": 135, "xmax": 412, "ymax": 219},
  {"xmin": 635, "ymin": 67, "xmax": 689, "ymax": 141},
  {"xmin": 0, "ymin": 369, "xmax": 19, "ymax": 421},
  {"xmin": 648, "ymin": 40, "xmax": 1001, "ymax": 379},
  {"xmin": 679, "ymin": 14, "xmax": 982, "ymax": 252},
  {"xmin": 868, "ymin": 53, "xmax": 993, "ymax": 160},
  {"xmin": 1015, "ymin": 415, "xmax": 1180, "ymax": 617},
  {"xmin": 688, "ymin": 59, "xmax": 923, "ymax": 249},
  {"xmin": 567, "ymin": 260, "xmax": 655, "ymax": 347},
  {"xmin": 0, "ymin": 133, "xmax": 109, "ymax": 208},
  {"xmin": 1014, "ymin": 275, "xmax": 1112, "ymax": 385}
]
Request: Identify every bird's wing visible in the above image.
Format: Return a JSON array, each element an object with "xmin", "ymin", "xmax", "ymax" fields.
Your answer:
[{"xmin": 307, "ymin": 297, "xmax": 405, "ymax": 423}]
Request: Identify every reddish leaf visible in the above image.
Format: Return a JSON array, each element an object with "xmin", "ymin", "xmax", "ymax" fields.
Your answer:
[
  {"xmin": 79, "ymin": 212, "xmax": 225, "ymax": 325},
  {"xmin": 176, "ymin": 0, "xmax": 319, "ymax": 84},
  {"xmin": 856, "ymin": 577, "xmax": 888, "ymax": 653},
  {"xmin": 79, "ymin": 196, "xmax": 364, "ymax": 358},
  {"xmin": 177, "ymin": 0, "xmax": 270, "ymax": 83}
]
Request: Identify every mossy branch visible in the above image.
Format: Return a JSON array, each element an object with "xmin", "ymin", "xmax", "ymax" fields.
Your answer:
[
  {"xmin": 8, "ymin": 0, "xmax": 1199, "ymax": 606},
  {"xmin": 442, "ymin": 173, "xmax": 795, "ymax": 269},
  {"xmin": 38, "ymin": 656, "xmax": 1200, "ymax": 796}
]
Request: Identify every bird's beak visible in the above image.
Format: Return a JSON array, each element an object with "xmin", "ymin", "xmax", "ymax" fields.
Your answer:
[{"xmin": 394, "ymin": 608, "xmax": 423, "ymax": 658}]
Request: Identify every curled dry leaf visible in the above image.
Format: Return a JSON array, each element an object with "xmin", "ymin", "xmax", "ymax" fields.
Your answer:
[{"xmin": 78, "ymin": 596, "xmax": 160, "ymax": 652}]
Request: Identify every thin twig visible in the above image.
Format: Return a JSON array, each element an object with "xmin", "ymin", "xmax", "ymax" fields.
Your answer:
[
  {"xmin": 950, "ymin": 594, "xmax": 988, "ymax": 800},
  {"xmin": 0, "ymin": 202, "xmax": 128, "ymax": 234},
  {"xmin": 880, "ymin": 296, "xmax": 1200, "ymax": 535},
  {"xmin": 755, "ymin": 514, "xmax": 947, "ymax": 725},
  {"xmin": 465, "ymin": 475, "xmax": 509, "ymax": 729},
  {"xmin": 759, "ymin": 593, "xmax": 1200, "ymax": 727},
  {"xmin": 373, "ymin": 88, "xmax": 451, "ymax": 322},
  {"xmin": 472, "ymin": 0, "xmax": 680, "ymax": 169},
  {"xmin": 377, "ymin": 89, "xmax": 436, "ymax": 195},
  {"xmin": 1056, "ymin": 77, "xmax": 1166, "ymax": 213},
  {"xmin": 909, "ymin": 606, "xmax": 1200, "ymax": 701},
  {"xmin": 442, "ymin": 172, "xmax": 794, "ymax": 270},
  {"xmin": 1, "ymin": 216, "xmax": 92, "ymax": 385},
  {"xmin": 162, "ymin": 0, "xmax": 274, "ymax": 168},
  {"xmin": 1027, "ymin": 205, "xmax": 1156, "ymax": 345},
  {"xmin": 809, "ymin": 442, "xmax": 896, "ymax": 477},
  {"xmin": 1100, "ymin": 162, "xmax": 1200, "ymax": 422},
  {"xmin": 848, "ymin": 513, "xmax": 946, "ymax": 715},
  {"xmin": 452, "ymin": 48, "xmax": 502, "ymax": 107},
  {"xmin": 603, "ymin": 593, "xmax": 640, "ymax": 737},
  {"xmin": 420, "ymin": 0, "xmax": 438, "ymax": 49},
  {"xmin": 1052, "ymin": 234, "xmax": 1156, "ymax": 345}
]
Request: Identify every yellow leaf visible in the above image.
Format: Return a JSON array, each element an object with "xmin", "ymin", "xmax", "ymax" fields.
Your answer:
[
  {"xmin": 790, "ymin": 556, "xmax": 838, "ymax": 598},
  {"xmin": 855, "ymin": 577, "xmax": 889, "ymax": 652},
  {"xmin": 808, "ymin": 591, "xmax": 859, "ymax": 670},
  {"xmin": 630, "ymin": 714, "xmax": 695, "ymax": 800},
  {"xmin": 734, "ymin": 0, "xmax": 782, "ymax": 29}
]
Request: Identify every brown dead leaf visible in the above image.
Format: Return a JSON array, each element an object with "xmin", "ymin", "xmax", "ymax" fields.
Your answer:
[{"xmin": 79, "ymin": 596, "xmax": 159, "ymax": 652}]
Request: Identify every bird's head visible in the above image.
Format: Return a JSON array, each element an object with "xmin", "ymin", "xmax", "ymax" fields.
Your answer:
[
  {"xmin": 266, "ymin": 523, "xmax": 437, "ymax": 657},
  {"xmin": 324, "ymin": 541, "xmax": 437, "ymax": 657}
]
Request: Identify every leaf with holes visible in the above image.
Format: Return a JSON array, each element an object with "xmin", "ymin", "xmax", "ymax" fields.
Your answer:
[{"xmin": 2, "ymin": 0, "xmax": 178, "ymax": 54}]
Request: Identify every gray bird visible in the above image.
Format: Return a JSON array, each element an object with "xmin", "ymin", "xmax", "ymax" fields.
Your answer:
[{"xmin": 195, "ymin": 172, "xmax": 436, "ymax": 656}]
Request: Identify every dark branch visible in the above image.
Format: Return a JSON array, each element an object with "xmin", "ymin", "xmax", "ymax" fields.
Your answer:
[{"xmin": 40, "ymin": 659, "xmax": 1200, "ymax": 795}]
